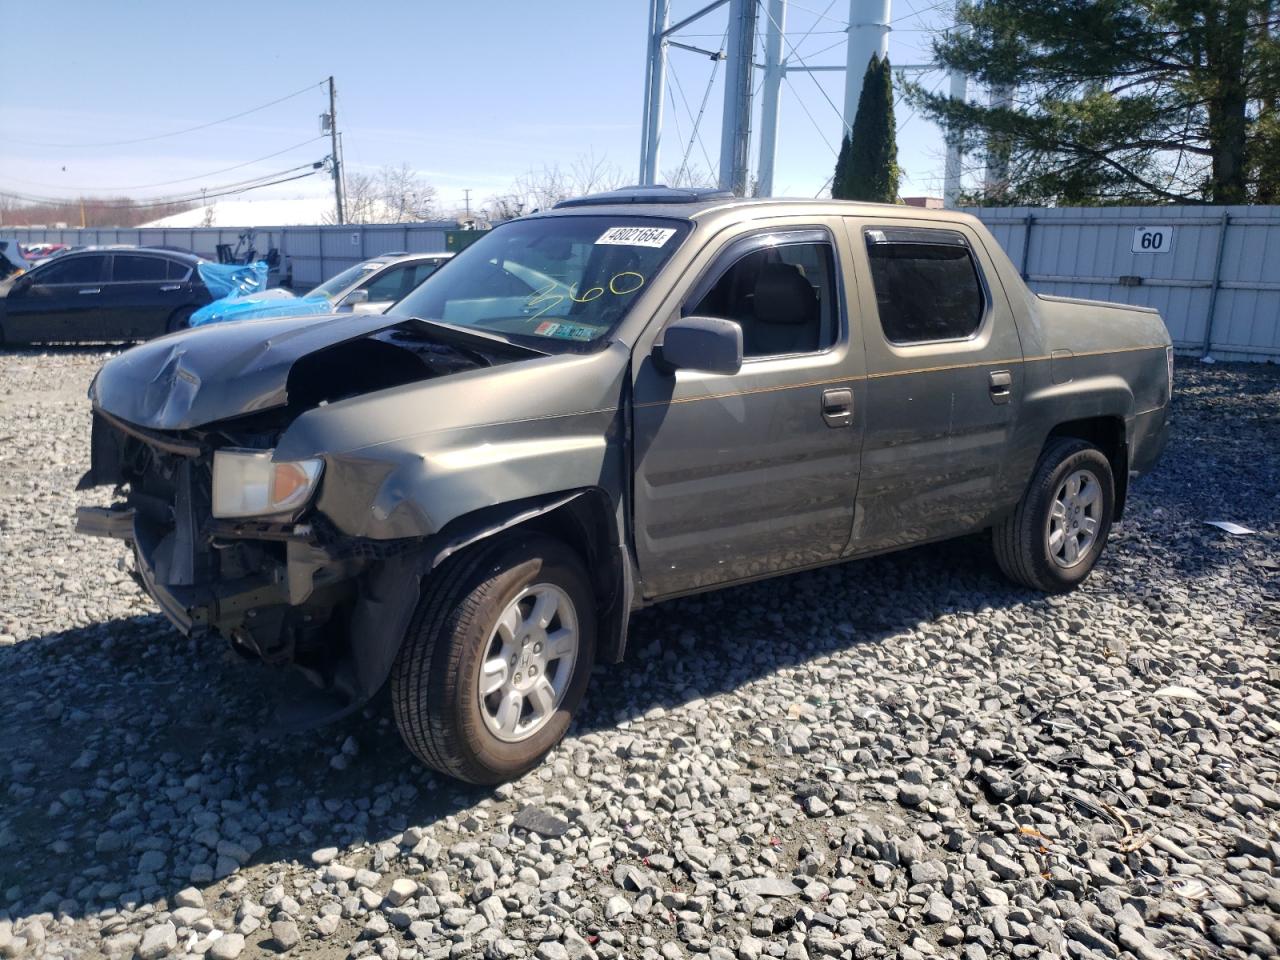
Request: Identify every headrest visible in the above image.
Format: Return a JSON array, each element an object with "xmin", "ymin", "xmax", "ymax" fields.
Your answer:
[{"xmin": 753, "ymin": 263, "xmax": 817, "ymax": 326}]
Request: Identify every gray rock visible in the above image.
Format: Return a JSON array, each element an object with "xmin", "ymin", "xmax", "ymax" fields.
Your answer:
[
  {"xmin": 208, "ymin": 933, "xmax": 246, "ymax": 960},
  {"xmin": 270, "ymin": 920, "xmax": 301, "ymax": 952},
  {"xmin": 731, "ymin": 877, "xmax": 801, "ymax": 898},
  {"xmin": 138, "ymin": 922, "xmax": 177, "ymax": 960}
]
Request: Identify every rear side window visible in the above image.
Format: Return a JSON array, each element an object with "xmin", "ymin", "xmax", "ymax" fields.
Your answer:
[
  {"xmin": 167, "ymin": 259, "xmax": 191, "ymax": 280},
  {"xmin": 865, "ymin": 231, "xmax": 985, "ymax": 344},
  {"xmin": 112, "ymin": 255, "xmax": 168, "ymax": 282}
]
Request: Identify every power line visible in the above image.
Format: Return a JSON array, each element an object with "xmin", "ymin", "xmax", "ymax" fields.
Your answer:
[
  {"xmin": 1, "ymin": 163, "xmax": 325, "ymax": 209},
  {"xmin": 2, "ymin": 137, "xmax": 327, "ymax": 192},
  {"xmin": 5, "ymin": 80, "xmax": 327, "ymax": 149}
]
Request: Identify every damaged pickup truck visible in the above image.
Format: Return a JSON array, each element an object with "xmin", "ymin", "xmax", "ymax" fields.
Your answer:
[{"xmin": 77, "ymin": 188, "xmax": 1173, "ymax": 783}]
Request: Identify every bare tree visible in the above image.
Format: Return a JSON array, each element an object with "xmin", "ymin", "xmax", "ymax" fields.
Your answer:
[
  {"xmin": 326, "ymin": 164, "xmax": 439, "ymax": 224},
  {"xmin": 483, "ymin": 152, "xmax": 626, "ymax": 221},
  {"xmin": 662, "ymin": 164, "xmax": 719, "ymax": 189}
]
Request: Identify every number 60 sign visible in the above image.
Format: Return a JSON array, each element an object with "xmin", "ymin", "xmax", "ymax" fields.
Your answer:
[{"xmin": 1132, "ymin": 226, "xmax": 1173, "ymax": 254}]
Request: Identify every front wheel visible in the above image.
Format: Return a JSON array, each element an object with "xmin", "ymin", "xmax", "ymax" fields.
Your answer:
[
  {"xmin": 391, "ymin": 534, "xmax": 596, "ymax": 784},
  {"xmin": 993, "ymin": 438, "xmax": 1115, "ymax": 593}
]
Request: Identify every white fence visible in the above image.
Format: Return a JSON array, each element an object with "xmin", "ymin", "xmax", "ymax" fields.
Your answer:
[
  {"xmin": 3, "ymin": 223, "xmax": 455, "ymax": 290},
  {"xmin": 9, "ymin": 206, "xmax": 1280, "ymax": 361},
  {"xmin": 964, "ymin": 205, "xmax": 1280, "ymax": 362}
]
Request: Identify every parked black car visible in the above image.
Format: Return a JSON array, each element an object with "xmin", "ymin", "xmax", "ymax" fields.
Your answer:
[{"xmin": 0, "ymin": 248, "xmax": 212, "ymax": 344}]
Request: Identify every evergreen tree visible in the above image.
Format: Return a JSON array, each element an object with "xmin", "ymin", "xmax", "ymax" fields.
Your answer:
[
  {"xmin": 910, "ymin": 0, "xmax": 1280, "ymax": 205},
  {"xmin": 833, "ymin": 55, "xmax": 900, "ymax": 202},
  {"xmin": 832, "ymin": 133, "xmax": 853, "ymax": 200}
]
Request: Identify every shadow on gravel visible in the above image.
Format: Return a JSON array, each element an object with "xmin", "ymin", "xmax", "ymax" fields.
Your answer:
[{"xmin": 0, "ymin": 533, "xmax": 1021, "ymax": 922}]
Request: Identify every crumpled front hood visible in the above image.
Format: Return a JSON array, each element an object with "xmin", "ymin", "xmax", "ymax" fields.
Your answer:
[{"xmin": 91, "ymin": 312, "xmax": 402, "ymax": 430}]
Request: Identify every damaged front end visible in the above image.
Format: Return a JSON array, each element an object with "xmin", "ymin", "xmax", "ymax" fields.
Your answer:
[
  {"xmin": 75, "ymin": 313, "xmax": 537, "ymax": 720},
  {"xmin": 77, "ymin": 407, "xmax": 399, "ymax": 691}
]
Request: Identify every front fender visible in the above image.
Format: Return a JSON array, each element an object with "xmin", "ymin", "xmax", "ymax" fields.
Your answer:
[
  {"xmin": 337, "ymin": 489, "xmax": 609, "ymax": 706},
  {"xmin": 310, "ymin": 414, "xmax": 622, "ymax": 540}
]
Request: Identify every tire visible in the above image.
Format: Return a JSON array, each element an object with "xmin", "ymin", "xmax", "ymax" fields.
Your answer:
[
  {"xmin": 166, "ymin": 306, "xmax": 196, "ymax": 334},
  {"xmin": 993, "ymin": 437, "xmax": 1115, "ymax": 593},
  {"xmin": 391, "ymin": 534, "xmax": 596, "ymax": 784}
]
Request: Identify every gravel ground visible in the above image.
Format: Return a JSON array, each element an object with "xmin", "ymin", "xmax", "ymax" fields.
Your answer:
[{"xmin": 0, "ymin": 348, "xmax": 1277, "ymax": 960}]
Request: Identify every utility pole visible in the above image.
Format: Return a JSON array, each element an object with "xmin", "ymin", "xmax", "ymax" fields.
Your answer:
[
  {"xmin": 327, "ymin": 76, "xmax": 346, "ymax": 224},
  {"xmin": 463, "ymin": 189, "xmax": 472, "ymax": 219}
]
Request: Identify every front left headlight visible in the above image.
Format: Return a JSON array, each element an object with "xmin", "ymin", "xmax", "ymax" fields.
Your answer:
[{"xmin": 211, "ymin": 449, "xmax": 323, "ymax": 519}]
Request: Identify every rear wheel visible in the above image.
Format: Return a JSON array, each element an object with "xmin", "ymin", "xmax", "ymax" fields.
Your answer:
[
  {"xmin": 391, "ymin": 534, "xmax": 596, "ymax": 784},
  {"xmin": 993, "ymin": 438, "xmax": 1115, "ymax": 593},
  {"xmin": 166, "ymin": 306, "xmax": 196, "ymax": 334}
]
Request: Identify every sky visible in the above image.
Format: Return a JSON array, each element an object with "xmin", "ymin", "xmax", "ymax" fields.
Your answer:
[{"xmin": 0, "ymin": 0, "xmax": 960, "ymax": 221}]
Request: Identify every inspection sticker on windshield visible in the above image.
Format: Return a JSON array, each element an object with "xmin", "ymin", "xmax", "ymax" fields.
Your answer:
[
  {"xmin": 596, "ymin": 226, "xmax": 677, "ymax": 248},
  {"xmin": 534, "ymin": 320, "xmax": 595, "ymax": 341}
]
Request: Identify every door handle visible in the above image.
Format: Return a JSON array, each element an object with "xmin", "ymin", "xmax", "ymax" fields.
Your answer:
[
  {"xmin": 159, "ymin": 284, "xmax": 182, "ymax": 292},
  {"xmin": 989, "ymin": 370, "xmax": 1012, "ymax": 405},
  {"xmin": 78, "ymin": 288, "xmax": 101, "ymax": 295},
  {"xmin": 821, "ymin": 387, "xmax": 854, "ymax": 427}
]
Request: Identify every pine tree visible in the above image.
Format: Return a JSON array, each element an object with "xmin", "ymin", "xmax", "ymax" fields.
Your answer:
[
  {"xmin": 910, "ymin": 0, "xmax": 1280, "ymax": 204},
  {"xmin": 833, "ymin": 55, "xmax": 900, "ymax": 202},
  {"xmin": 832, "ymin": 134, "xmax": 853, "ymax": 200}
]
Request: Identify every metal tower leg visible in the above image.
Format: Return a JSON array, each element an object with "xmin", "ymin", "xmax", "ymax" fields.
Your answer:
[
  {"xmin": 756, "ymin": 0, "xmax": 787, "ymax": 197},
  {"xmin": 640, "ymin": 0, "xmax": 670, "ymax": 185},
  {"xmin": 843, "ymin": 0, "xmax": 891, "ymax": 133},
  {"xmin": 719, "ymin": 0, "xmax": 758, "ymax": 195}
]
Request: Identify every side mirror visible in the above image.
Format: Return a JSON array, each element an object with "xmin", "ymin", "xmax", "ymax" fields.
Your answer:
[
  {"xmin": 656, "ymin": 316, "xmax": 743, "ymax": 376},
  {"xmin": 9, "ymin": 273, "xmax": 33, "ymax": 294},
  {"xmin": 342, "ymin": 289, "xmax": 370, "ymax": 306}
]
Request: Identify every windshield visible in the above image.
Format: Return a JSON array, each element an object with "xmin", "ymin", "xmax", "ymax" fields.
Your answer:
[
  {"xmin": 307, "ymin": 262, "xmax": 378, "ymax": 299},
  {"xmin": 392, "ymin": 216, "xmax": 690, "ymax": 350}
]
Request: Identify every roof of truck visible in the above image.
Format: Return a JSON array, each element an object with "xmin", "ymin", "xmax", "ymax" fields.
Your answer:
[{"xmin": 532, "ymin": 186, "xmax": 976, "ymax": 226}]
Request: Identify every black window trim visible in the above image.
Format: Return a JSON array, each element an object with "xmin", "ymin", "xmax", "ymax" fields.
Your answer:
[
  {"xmin": 863, "ymin": 225, "xmax": 993, "ymax": 348},
  {"xmin": 680, "ymin": 225, "xmax": 848, "ymax": 362}
]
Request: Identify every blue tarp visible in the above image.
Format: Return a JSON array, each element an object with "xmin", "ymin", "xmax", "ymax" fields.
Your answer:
[
  {"xmin": 191, "ymin": 261, "xmax": 333, "ymax": 327},
  {"xmin": 197, "ymin": 261, "xmax": 268, "ymax": 300}
]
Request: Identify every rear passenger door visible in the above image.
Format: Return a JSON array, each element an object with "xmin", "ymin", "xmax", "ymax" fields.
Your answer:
[
  {"xmin": 102, "ymin": 254, "xmax": 184, "ymax": 338},
  {"xmin": 843, "ymin": 219, "xmax": 1023, "ymax": 554},
  {"xmin": 632, "ymin": 224, "xmax": 865, "ymax": 598}
]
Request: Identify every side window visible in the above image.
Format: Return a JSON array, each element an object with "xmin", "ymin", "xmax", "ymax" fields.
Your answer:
[
  {"xmin": 166, "ymin": 259, "xmax": 192, "ymax": 280},
  {"xmin": 112, "ymin": 255, "xmax": 168, "ymax": 282},
  {"xmin": 36, "ymin": 255, "xmax": 105, "ymax": 285},
  {"xmin": 865, "ymin": 232, "xmax": 985, "ymax": 344},
  {"xmin": 689, "ymin": 239, "xmax": 838, "ymax": 358},
  {"xmin": 409, "ymin": 260, "xmax": 442, "ymax": 288},
  {"xmin": 359, "ymin": 264, "xmax": 412, "ymax": 301}
]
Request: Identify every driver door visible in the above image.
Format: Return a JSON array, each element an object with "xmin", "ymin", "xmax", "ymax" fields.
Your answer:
[
  {"xmin": 3, "ymin": 254, "xmax": 109, "ymax": 342},
  {"xmin": 631, "ymin": 224, "xmax": 866, "ymax": 599}
]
